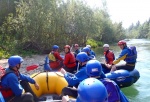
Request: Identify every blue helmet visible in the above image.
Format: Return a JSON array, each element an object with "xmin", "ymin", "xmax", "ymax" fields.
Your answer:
[
  {"xmin": 76, "ymin": 52, "xmax": 89, "ymax": 62},
  {"xmin": 52, "ymin": 45, "xmax": 59, "ymax": 50},
  {"xmin": 81, "ymin": 47, "xmax": 90, "ymax": 53},
  {"xmin": 8, "ymin": 55, "xmax": 24, "ymax": 67},
  {"xmin": 86, "ymin": 60, "xmax": 102, "ymax": 77},
  {"xmin": 77, "ymin": 78, "xmax": 108, "ymax": 102}
]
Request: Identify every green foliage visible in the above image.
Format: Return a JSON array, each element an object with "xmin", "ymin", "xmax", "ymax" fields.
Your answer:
[
  {"xmin": 0, "ymin": 0, "xmax": 127, "ymax": 58},
  {"xmin": 126, "ymin": 18, "xmax": 150, "ymax": 39},
  {"xmin": 86, "ymin": 39, "xmax": 102, "ymax": 48},
  {"xmin": 0, "ymin": 49, "xmax": 10, "ymax": 59}
]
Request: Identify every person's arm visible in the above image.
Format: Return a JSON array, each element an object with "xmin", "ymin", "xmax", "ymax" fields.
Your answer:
[
  {"xmin": 113, "ymin": 49, "xmax": 128, "ymax": 65},
  {"xmin": 62, "ymin": 95, "xmax": 76, "ymax": 102},
  {"xmin": 55, "ymin": 52, "xmax": 63, "ymax": 61},
  {"xmin": 64, "ymin": 69, "xmax": 84, "ymax": 86},
  {"xmin": 19, "ymin": 73, "xmax": 35, "ymax": 84},
  {"xmin": 92, "ymin": 50, "xmax": 96, "ymax": 56},
  {"xmin": 19, "ymin": 73, "xmax": 39, "ymax": 90},
  {"xmin": 100, "ymin": 72, "xmax": 106, "ymax": 78},
  {"xmin": 63, "ymin": 54, "xmax": 70, "ymax": 66}
]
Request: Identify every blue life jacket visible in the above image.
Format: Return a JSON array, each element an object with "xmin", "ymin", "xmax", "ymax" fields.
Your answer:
[
  {"xmin": 100, "ymin": 78, "xmax": 129, "ymax": 102},
  {"xmin": 125, "ymin": 46, "xmax": 137, "ymax": 63}
]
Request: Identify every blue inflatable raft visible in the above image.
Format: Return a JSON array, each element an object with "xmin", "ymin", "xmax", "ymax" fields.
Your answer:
[{"xmin": 105, "ymin": 69, "xmax": 140, "ymax": 88}]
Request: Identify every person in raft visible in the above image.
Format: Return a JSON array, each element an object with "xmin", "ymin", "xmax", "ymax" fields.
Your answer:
[
  {"xmin": 60, "ymin": 53, "xmax": 106, "ymax": 99},
  {"xmin": 48, "ymin": 45, "xmax": 63, "ymax": 71},
  {"xmin": 73, "ymin": 44, "xmax": 80, "ymax": 57},
  {"xmin": 62, "ymin": 78, "xmax": 108, "ymax": 102},
  {"xmin": 63, "ymin": 45, "xmax": 77, "ymax": 73},
  {"xmin": 86, "ymin": 44, "xmax": 96, "ymax": 57},
  {"xmin": 62, "ymin": 60, "xmax": 129, "ymax": 102},
  {"xmin": 101, "ymin": 44, "xmax": 115, "ymax": 73},
  {"xmin": 111, "ymin": 40, "xmax": 137, "ymax": 72},
  {"xmin": 81, "ymin": 47, "xmax": 95, "ymax": 60},
  {"xmin": 0, "ymin": 55, "xmax": 46, "ymax": 102}
]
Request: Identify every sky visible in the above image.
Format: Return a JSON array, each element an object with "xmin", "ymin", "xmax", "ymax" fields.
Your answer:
[{"xmin": 86, "ymin": 0, "xmax": 150, "ymax": 28}]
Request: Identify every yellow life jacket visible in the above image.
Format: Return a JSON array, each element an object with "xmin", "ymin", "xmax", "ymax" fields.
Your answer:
[{"xmin": 48, "ymin": 52, "xmax": 56, "ymax": 61}]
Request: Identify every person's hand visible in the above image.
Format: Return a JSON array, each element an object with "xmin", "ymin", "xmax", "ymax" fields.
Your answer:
[
  {"xmin": 105, "ymin": 64, "xmax": 112, "ymax": 69},
  {"xmin": 110, "ymin": 65, "xmax": 116, "ymax": 72},
  {"xmin": 62, "ymin": 95, "xmax": 69, "ymax": 102},
  {"xmin": 34, "ymin": 82, "xmax": 39, "ymax": 90},
  {"xmin": 60, "ymin": 68, "xmax": 67, "ymax": 75}
]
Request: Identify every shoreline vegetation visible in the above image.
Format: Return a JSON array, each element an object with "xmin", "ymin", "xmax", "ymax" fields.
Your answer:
[{"xmin": 0, "ymin": 0, "xmax": 149, "ymax": 59}]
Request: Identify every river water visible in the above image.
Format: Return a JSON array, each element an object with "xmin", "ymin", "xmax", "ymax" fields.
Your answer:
[{"xmin": 94, "ymin": 39, "xmax": 150, "ymax": 102}]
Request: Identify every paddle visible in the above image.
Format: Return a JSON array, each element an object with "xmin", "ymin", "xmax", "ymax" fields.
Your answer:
[
  {"xmin": 26, "ymin": 64, "xmax": 44, "ymax": 71},
  {"xmin": 26, "ymin": 63, "xmax": 64, "ymax": 77}
]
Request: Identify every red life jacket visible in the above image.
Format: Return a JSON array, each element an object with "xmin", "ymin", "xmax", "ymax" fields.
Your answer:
[
  {"xmin": 0, "ymin": 66, "xmax": 18, "ymax": 98},
  {"xmin": 64, "ymin": 52, "xmax": 76, "ymax": 68},
  {"xmin": 104, "ymin": 50, "xmax": 115, "ymax": 65}
]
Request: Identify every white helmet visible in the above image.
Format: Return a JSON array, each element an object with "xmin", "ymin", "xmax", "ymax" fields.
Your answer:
[
  {"xmin": 86, "ymin": 45, "xmax": 91, "ymax": 48},
  {"xmin": 103, "ymin": 44, "xmax": 109, "ymax": 48}
]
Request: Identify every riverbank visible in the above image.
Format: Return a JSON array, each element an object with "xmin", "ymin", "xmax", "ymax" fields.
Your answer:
[{"xmin": 0, "ymin": 54, "xmax": 47, "ymax": 75}]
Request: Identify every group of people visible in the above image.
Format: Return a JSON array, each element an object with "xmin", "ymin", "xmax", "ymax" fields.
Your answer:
[
  {"xmin": 0, "ymin": 40, "xmax": 137, "ymax": 102},
  {"xmin": 48, "ymin": 39, "xmax": 137, "ymax": 75},
  {"xmin": 59, "ymin": 55, "xmax": 129, "ymax": 102},
  {"xmin": 48, "ymin": 44, "xmax": 96, "ymax": 73},
  {"xmin": 101, "ymin": 40, "xmax": 137, "ymax": 73}
]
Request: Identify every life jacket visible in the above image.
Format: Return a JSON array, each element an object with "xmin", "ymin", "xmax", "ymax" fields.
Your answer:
[
  {"xmin": 104, "ymin": 50, "xmax": 115, "ymax": 64},
  {"xmin": 125, "ymin": 46, "xmax": 137, "ymax": 63},
  {"xmin": 0, "ymin": 66, "xmax": 19, "ymax": 98},
  {"xmin": 100, "ymin": 78, "xmax": 129, "ymax": 102},
  {"xmin": 64, "ymin": 52, "xmax": 76, "ymax": 68},
  {"xmin": 49, "ymin": 51, "xmax": 56, "ymax": 62}
]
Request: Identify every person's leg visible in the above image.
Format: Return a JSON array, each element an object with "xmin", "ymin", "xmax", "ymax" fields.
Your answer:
[
  {"xmin": 101, "ymin": 63, "xmax": 111, "ymax": 73},
  {"xmin": 9, "ymin": 92, "xmax": 34, "ymax": 102},
  {"xmin": 116, "ymin": 64, "xmax": 135, "ymax": 71},
  {"xmin": 61, "ymin": 87, "xmax": 78, "ymax": 98},
  {"xmin": 20, "ymin": 80, "xmax": 46, "ymax": 102},
  {"xmin": 63, "ymin": 66, "xmax": 76, "ymax": 74}
]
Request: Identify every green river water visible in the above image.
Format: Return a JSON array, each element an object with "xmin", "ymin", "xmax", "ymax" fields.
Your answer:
[{"xmin": 94, "ymin": 39, "xmax": 150, "ymax": 102}]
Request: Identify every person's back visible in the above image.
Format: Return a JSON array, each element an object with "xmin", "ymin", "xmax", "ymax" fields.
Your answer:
[
  {"xmin": 62, "ymin": 78, "xmax": 108, "ymax": 102},
  {"xmin": 59, "ymin": 52, "xmax": 90, "ymax": 99},
  {"xmin": 49, "ymin": 45, "xmax": 63, "ymax": 70},
  {"xmin": 86, "ymin": 60, "xmax": 129, "ymax": 102},
  {"xmin": 62, "ymin": 52, "xmax": 89, "ymax": 87},
  {"xmin": 100, "ymin": 78, "xmax": 129, "ymax": 102},
  {"xmin": 76, "ymin": 78, "xmax": 108, "ymax": 102}
]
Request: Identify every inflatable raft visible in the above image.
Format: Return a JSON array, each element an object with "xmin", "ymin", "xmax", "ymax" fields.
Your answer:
[
  {"xmin": 29, "ymin": 72, "xmax": 68, "ymax": 101},
  {"xmin": 43, "ymin": 56, "xmax": 140, "ymax": 88},
  {"xmin": 105, "ymin": 69, "xmax": 140, "ymax": 88}
]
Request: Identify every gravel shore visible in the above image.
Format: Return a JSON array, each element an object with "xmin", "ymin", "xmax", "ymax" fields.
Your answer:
[{"xmin": 0, "ymin": 54, "xmax": 48, "ymax": 75}]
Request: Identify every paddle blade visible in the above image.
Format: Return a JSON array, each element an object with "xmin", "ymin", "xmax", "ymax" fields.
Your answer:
[{"xmin": 26, "ymin": 64, "xmax": 39, "ymax": 71}]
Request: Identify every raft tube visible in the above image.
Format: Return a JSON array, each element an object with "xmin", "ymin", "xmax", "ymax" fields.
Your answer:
[
  {"xmin": 105, "ymin": 69, "xmax": 140, "ymax": 88},
  {"xmin": 30, "ymin": 72, "xmax": 68, "ymax": 97}
]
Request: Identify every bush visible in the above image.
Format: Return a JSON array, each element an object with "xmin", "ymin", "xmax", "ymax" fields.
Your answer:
[
  {"xmin": 0, "ymin": 49, "xmax": 10, "ymax": 59},
  {"xmin": 86, "ymin": 39, "xmax": 103, "ymax": 48}
]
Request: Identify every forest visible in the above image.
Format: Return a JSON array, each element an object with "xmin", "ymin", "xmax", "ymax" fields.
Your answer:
[
  {"xmin": 127, "ymin": 20, "xmax": 150, "ymax": 39},
  {"xmin": 0, "ymin": 0, "xmax": 149, "ymax": 58}
]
